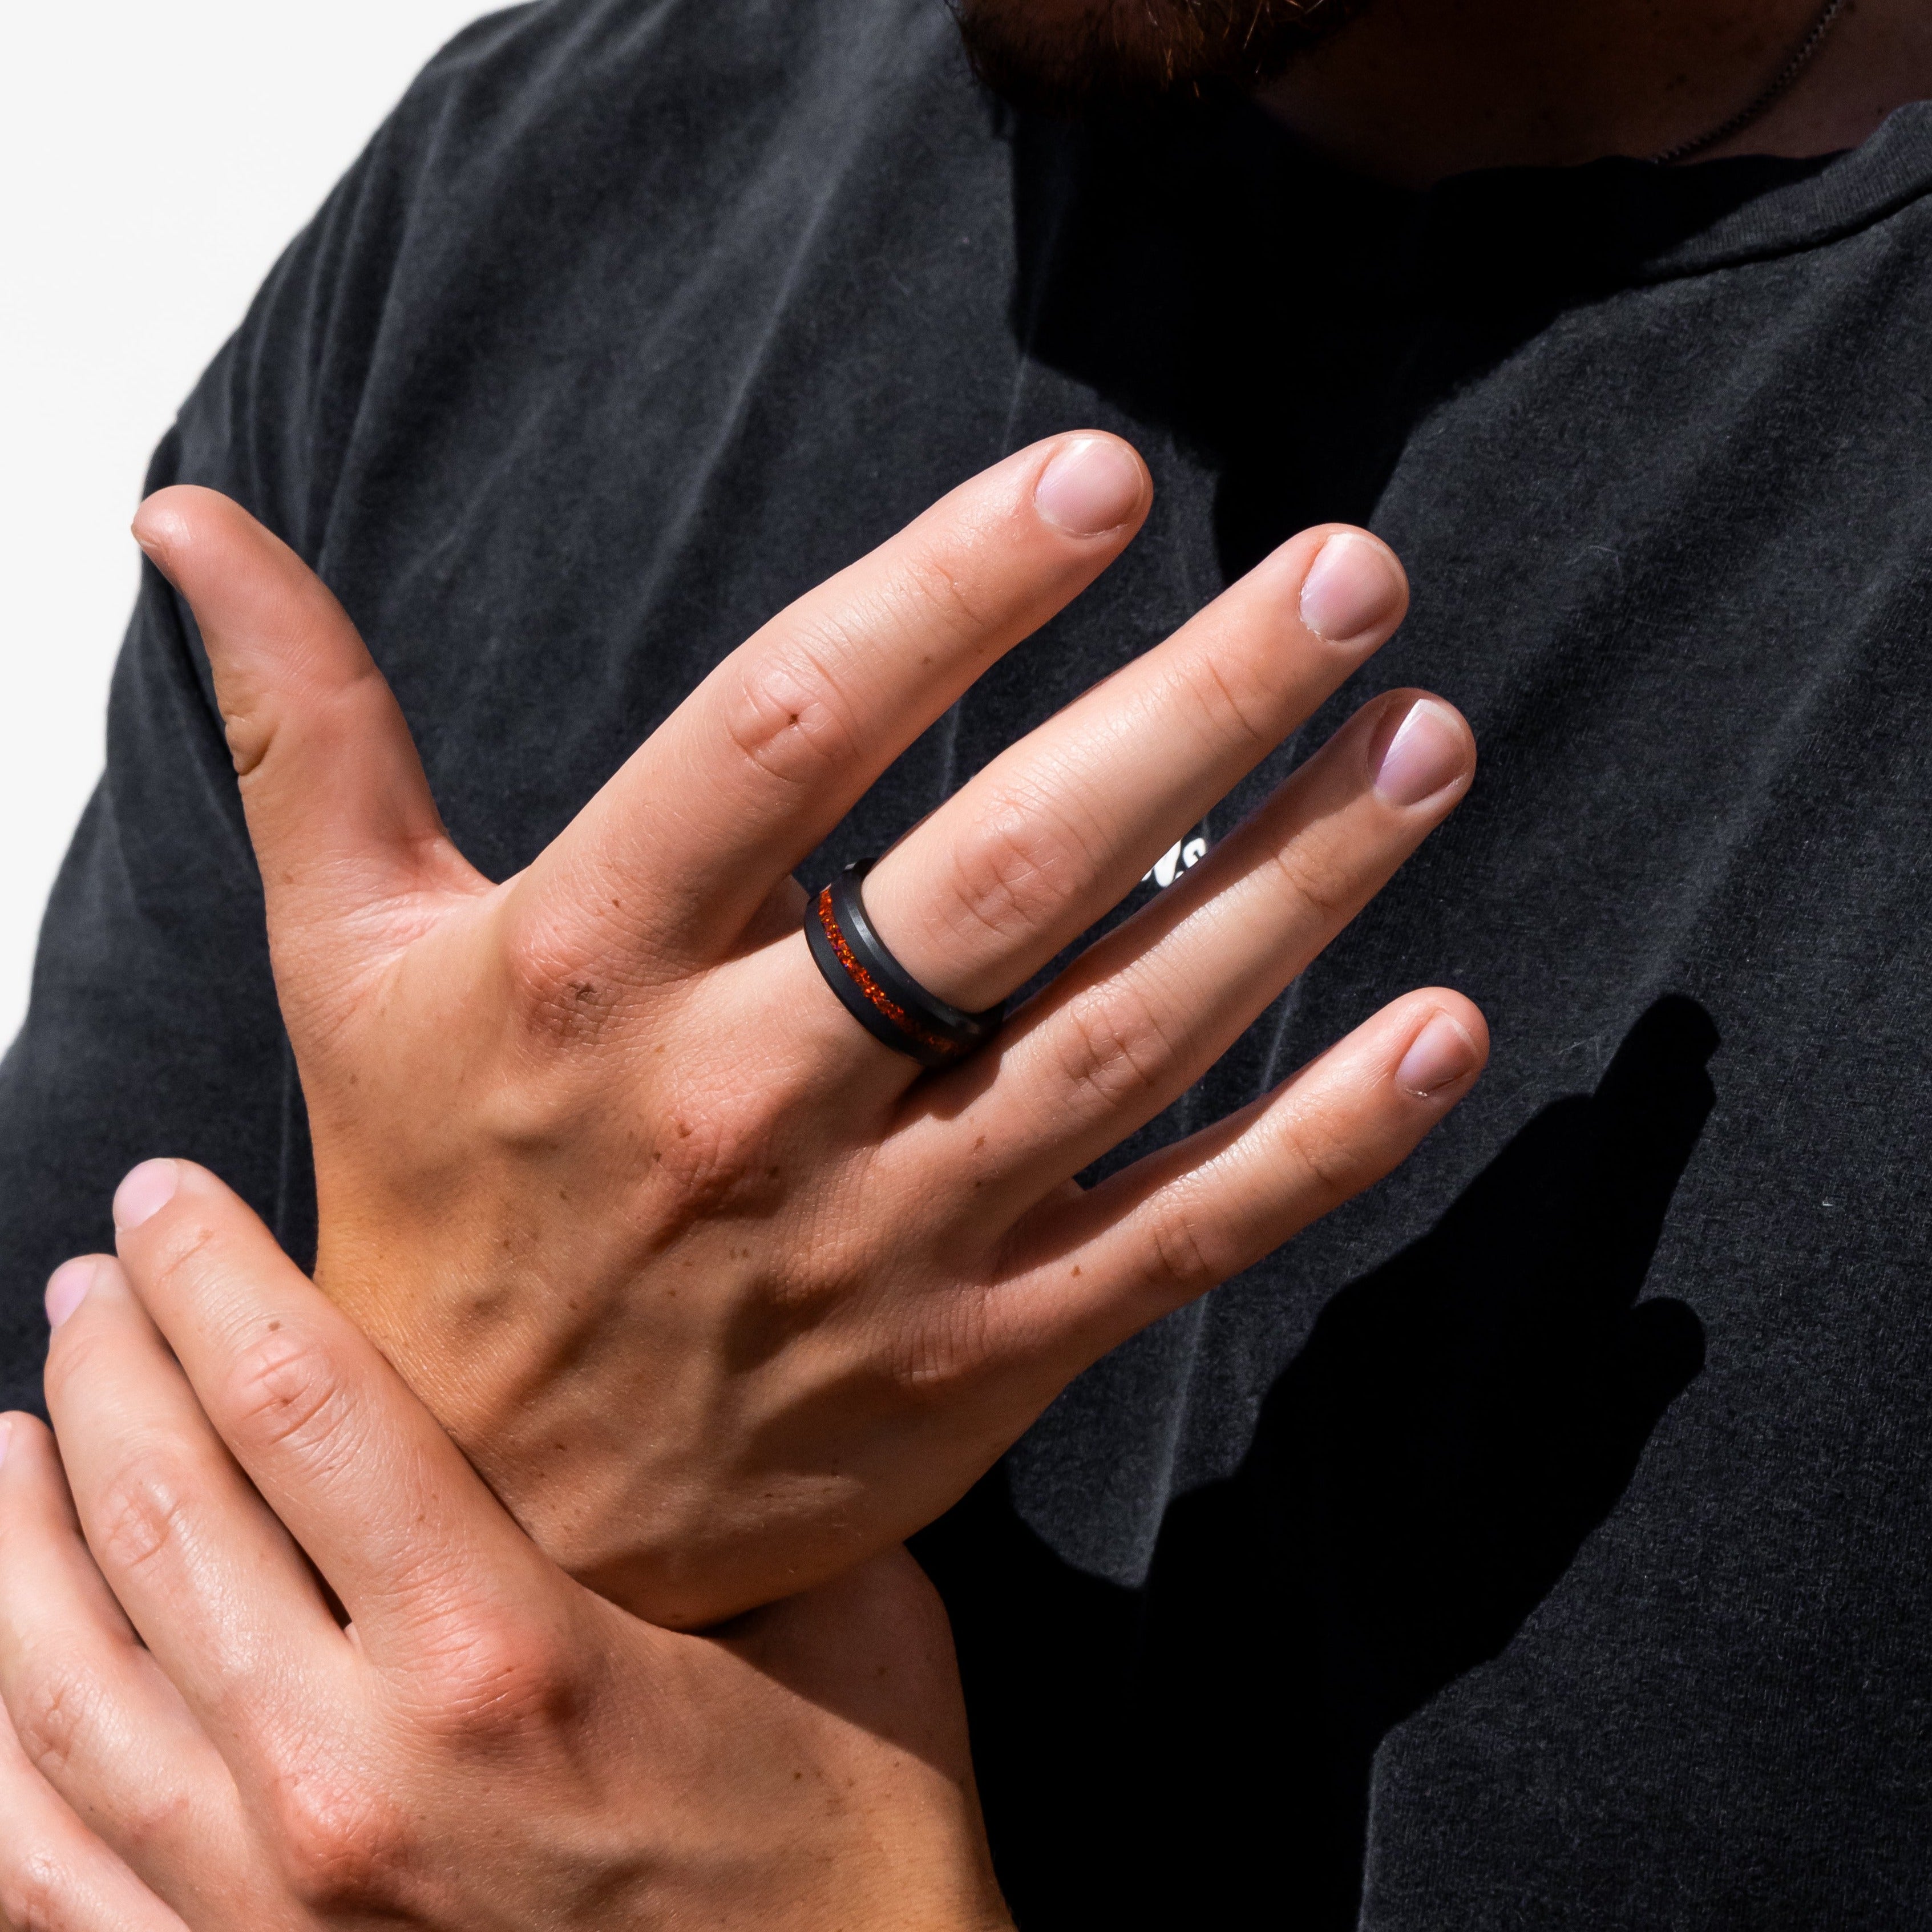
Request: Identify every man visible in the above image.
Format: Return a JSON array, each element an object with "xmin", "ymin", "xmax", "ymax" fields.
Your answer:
[{"xmin": 4, "ymin": 0, "xmax": 1931, "ymax": 1922}]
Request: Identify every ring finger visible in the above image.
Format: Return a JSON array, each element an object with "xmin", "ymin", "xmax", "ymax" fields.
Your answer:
[{"xmin": 908, "ymin": 686, "xmax": 1474, "ymax": 1196}]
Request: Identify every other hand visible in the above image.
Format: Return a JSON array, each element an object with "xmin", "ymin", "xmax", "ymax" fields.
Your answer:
[
  {"xmin": 132, "ymin": 433, "xmax": 1486, "ymax": 1626},
  {"xmin": 0, "ymin": 1166, "xmax": 1011, "ymax": 1932}
]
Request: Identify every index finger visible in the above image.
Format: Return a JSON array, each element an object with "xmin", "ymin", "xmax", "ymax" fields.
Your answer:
[
  {"xmin": 107, "ymin": 1161, "xmax": 561, "ymax": 1664},
  {"xmin": 523, "ymin": 431, "xmax": 1150, "ymax": 969}
]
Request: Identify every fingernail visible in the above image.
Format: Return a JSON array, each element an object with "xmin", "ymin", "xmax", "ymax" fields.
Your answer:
[
  {"xmin": 1299, "ymin": 533, "xmax": 1404, "ymax": 644},
  {"xmin": 1374, "ymin": 698, "xmax": 1468, "ymax": 807},
  {"xmin": 114, "ymin": 1159, "xmax": 180, "ymax": 1231},
  {"xmin": 1034, "ymin": 436, "xmax": 1145, "ymax": 535},
  {"xmin": 45, "ymin": 1258, "xmax": 99, "ymax": 1329},
  {"xmin": 1397, "ymin": 1012, "xmax": 1480, "ymax": 1097}
]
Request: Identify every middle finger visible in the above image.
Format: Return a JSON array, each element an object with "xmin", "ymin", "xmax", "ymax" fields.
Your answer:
[{"xmin": 857, "ymin": 522, "xmax": 1409, "ymax": 1017}]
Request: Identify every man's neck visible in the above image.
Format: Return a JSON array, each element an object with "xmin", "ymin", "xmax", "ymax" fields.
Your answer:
[{"xmin": 1259, "ymin": 0, "xmax": 1932, "ymax": 188}]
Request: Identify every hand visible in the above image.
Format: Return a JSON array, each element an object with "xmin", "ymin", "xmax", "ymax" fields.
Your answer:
[
  {"xmin": 132, "ymin": 431, "xmax": 1486, "ymax": 1627},
  {"xmin": 0, "ymin": 1165, "xmax": 1011, "ymax": 1932}
]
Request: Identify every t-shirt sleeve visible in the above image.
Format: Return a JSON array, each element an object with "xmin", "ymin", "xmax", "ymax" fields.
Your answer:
[
  {"xmin": 0, "ymin": 80, "xmax": 433, "ymax": 1412},
  {"xmin": 0, "ymin": 3, "xmax": 584, "ymax": 1409},
  {"xmin": 0, "ymin": 447, "xmax": 300, "ymax": 1414}
]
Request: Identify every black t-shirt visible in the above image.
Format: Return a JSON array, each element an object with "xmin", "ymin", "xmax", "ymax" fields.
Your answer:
[{"xmin": 5, "ymin": 1, "xmax": 1930, "ymax": 1922}]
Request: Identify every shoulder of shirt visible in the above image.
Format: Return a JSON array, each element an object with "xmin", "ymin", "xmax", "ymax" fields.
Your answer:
[
  {"xmin": 387, "ymin": 0, "xmax": 964, "ymax": 160},
  {"xmin": 171, "ymin": 0, "xmax": 981, "ymax": 556}
]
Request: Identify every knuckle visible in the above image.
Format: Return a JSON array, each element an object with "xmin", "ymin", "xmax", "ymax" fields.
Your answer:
[
  {"xmin": 138, "ymin": 1219, "xmax": 234, "ymax": 1332},
  {"xmin": 404, "ymin": 1611, "xmax": 584, "ymax": 1744},
  {"xmin": 106, "ymin": 1784, "xmax": 193, "ymax": 1868},
  {"xmin": 3, "ymin": 1847, "xmax": 72, "ymax": 1932},
  {"xmin": 11, "ymin": 1655, "xmax": 96, "ymax": 1783},
  {"xmin": 1053, "ymin": 982, "xmax": 1179, "ymax": 1113},
  {"xmin": 495, "ymin": 914, "xmax": 644, "ymax": 1053},
  {"xmin": 882, "ymin": 1293, "xmax": 994, "ymax": 1400},
  {"xmin": 1267, "ymin": 835, "xmax": 1356, "ymax": 926},
  {"xmin": 217, "ymin": 1327, "xmax": 360, "ymax": 1477},
  {"xmin": 1145, "ymin": 1193, "xmax": 1234, "ymax": 1302},
  {"xmin": 270, "ymin": 1766, "xmax": 416, "ymax": 1914},
  {"xmin": 718, "ymin": 630, "xmax": 864, "ymax": 794},
  {"xmin": 894, "ymin": 545, "xmax": 1001, "ymax": 646},
  {"xmin": 646, "ymin": 1090, "xmax": 776, "ymax": 1216},
  {"xmin": 939, "ymin": 795, "xmax": 1096, "ymax": 949},
  {"xmin": 88, "ymin": 1456, "xmax": 193, "ymax": 1582},
  {"xmin": 1279, "ymin": 1106, "xmax": 1374, "ymax": 1214},
  {"xmin": 1179, "ymin": 648, "xmax": 1284, "ymax": 759}
]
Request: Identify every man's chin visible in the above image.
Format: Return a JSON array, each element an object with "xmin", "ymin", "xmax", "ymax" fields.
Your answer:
[{"xmin": 951, "ymin": 0, "xmax": 1367, "ymax": 114}]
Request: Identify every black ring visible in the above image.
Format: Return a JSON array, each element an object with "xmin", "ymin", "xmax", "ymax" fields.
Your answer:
[{"xmin": 804, "ymin": 860, "xmax": 1006, "ymax": 1070}]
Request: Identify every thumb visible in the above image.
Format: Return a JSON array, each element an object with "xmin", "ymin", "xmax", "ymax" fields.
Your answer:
[{"xmin": 132, "ymin": 487, "xmax": 485, "ymax": 996}]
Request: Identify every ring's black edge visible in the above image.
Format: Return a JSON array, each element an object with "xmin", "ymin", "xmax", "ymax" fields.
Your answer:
[
  {"xmin": 802, "ymin": 859, "xmax": 1007, "ymax": 1070},
  {"xmin": 830, "ymin": 863, "xmax": 1005, "ymax": 1043},
  {"xmin": 803, "ymin": 892, "xmax": 940, "ymax": 1064}
]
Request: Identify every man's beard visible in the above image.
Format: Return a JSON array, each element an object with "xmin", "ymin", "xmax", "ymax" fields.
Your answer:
[{"xmin": 951, "ymin": 0, "xmax": 1371, "ymax": 114}]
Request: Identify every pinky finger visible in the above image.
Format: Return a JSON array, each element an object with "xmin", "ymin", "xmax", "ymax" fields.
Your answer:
[
  {"xmin": 0, "ymin": 1721, "xmax": 187, "ymax": 1932},
  {"xmin": 995, "ymin": 988, "xmax": 1488, "ymax": 1365}
]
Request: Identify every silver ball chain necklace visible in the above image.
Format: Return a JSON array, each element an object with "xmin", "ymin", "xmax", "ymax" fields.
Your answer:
[{"xmin": 1652, "ymin": 0, "xmax": 1850, "ymax": 165}]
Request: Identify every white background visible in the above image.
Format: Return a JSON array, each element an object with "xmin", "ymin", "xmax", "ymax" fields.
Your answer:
[{"xmin": 0, "ymin": 0, "xmax": 491, "ymax": 1049}]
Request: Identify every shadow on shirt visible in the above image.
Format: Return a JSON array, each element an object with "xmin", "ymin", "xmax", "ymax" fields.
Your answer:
[
  {"xmin": 1001, "ymin": 99, "xmax": 1833, "ymax": 582},
  {"xmin": 916, "ymin": 995, "xmax": 1715, "ymax": 1927}
]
